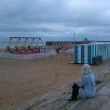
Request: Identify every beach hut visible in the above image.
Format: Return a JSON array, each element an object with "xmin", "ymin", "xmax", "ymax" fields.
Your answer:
[{"xmin": 74, "ymin": 43, "xmax": 110, "ymax": 64}]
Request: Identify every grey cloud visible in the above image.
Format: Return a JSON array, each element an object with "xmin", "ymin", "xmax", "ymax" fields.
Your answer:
[{"xmin": 0, "ymin": 0, "xmax": 110, "ymax": 40}]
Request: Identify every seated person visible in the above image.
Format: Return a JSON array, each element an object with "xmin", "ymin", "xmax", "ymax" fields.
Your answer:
[{"xmin": 69, "ymin": 64, "xmax": 96, "ymax": 101}]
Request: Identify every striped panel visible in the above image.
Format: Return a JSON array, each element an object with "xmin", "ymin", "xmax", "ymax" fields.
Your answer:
[
  {"xmin": 107, "ymin": 44, "xmax": 109, "ymax": 58},
  {"xmin": 101, "ymin": 44, "xmax": 104, "ymax": 59},
  {"xmin": 98, "ymin": 44, "xmax": 102, "ymax": 59},
  {"xmin": 91, "ymin": 45, "xmax": 94, "ymax": 57},
  {"xmin": 102, "ymin": 44, "xmax": 105, "ymax": 60},
  {"xmin": 74, "ymin": 46, "xmax": 78, "ymax": 63},
  {"xmin": 81, "ymin": 45, "xmax": 84, "ymax": 64},
  {"xmin": 98, "ymin": 44, "xmax": 102, "ymax": 58},
  {"xmin": 88, "ymin": 45, "xmax": 92, "ymax": 64},
  {"xmin": 105, "ymin": 44, "xmax": 108, "ymax": 59},
  {"xmin": 108, "ymin": 44, "xmax": 110, "ymax": 58},
  {"xmin": 91, "ymin": 45, "xmax": 94, "ymax": 64},
  {"xmin": 107, "ymin": 44, "xmax": 108, "ymax": 59},
  {"xmin": 100, "ymin": 44, "xmax": 102, "ymax": 57},
  {"xmin": 98, "ymin": 44, "xmax": 100, "ymax": 56},
  {"xmin": 84, "ymin": 45, "xmax": 88, "ymax": 64},
  {"xmin": 78, "ymin": 45, "xmax": 81, "ymax": 63},
  {"xmin": 95, "ymin": 44, "xmax": 97, "ymax": 56},
  {"xmin": 103, "ymin": 44, "xmax": 106, "ymax": 60},
  {"xmin": 74, "ymin": 43, "xmax": 110, "ymax": 64},
  {"xmin": 108, "ymin": 44, "xmax": 110, "ymax": 57}
]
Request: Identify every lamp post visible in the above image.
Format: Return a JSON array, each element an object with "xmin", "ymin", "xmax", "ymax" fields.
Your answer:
[{"xmin": 74, "ymin": 32, "xmax": 75, "ymax": 47}]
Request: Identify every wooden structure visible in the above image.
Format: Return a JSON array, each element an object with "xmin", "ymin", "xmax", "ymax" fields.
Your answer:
[{"xmin": 74, "ymin": 43, "xmax": 110, "ymax": 64}]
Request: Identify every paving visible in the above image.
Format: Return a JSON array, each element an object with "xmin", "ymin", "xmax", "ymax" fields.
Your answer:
[{"xmin": 16, "ymin": 62, "xmax": 110, "ymax": 110}]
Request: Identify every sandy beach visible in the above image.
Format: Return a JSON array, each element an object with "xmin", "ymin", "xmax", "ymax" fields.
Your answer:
[{"xmin": 0, "ymin": 53, "xmax": 104, "ymax": 110}]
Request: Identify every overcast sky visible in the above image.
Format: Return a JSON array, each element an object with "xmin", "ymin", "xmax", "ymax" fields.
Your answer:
[{"xmin": 0, "ymin": 0, "xmax": 110, "ymax": 41}]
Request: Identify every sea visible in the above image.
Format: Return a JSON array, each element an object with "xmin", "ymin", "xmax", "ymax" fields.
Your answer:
[{"xmin": 0, "ymin": 41, "xmax": 9, "ymax": 48}]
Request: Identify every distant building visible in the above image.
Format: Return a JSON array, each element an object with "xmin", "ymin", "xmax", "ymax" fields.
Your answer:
[
  {"xmin": 46, "ymin": 38, "xmax": 110, "ymax": 51},
  {"xmin": 46, "ymin": 39, "xmax": 91, "ymax": 50}
]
